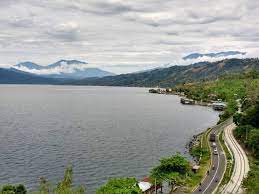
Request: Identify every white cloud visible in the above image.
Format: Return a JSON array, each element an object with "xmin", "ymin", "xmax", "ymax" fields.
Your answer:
[
  {"xmin": 0, "ymin": 0, "xmax": 258, "ymax": 73},
  {"xmin": 0, "ymin": 64, "xmax": 13, "ymax": 68},
  {"xmin": 14, "ymin": 61, "xmax": 95, "ymax": 75}
]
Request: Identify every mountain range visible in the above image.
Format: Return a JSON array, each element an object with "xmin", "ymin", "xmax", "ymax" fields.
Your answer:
[
  {"xmin": 14, "ymin": 60, "xmax": 115, "ymax": 79},
  {"xmin": 70, "ymin": 58, "xmax": 259, "ymax": 87},
  {"xmin": 0, "ymin": 68, "xmax": 61, "ymax": 84},
  {"xmin": 183, "ymin": 51, "xmax": 246, "ymax": 60},
  {"xmin": 1, "ymin": 58, "xmax": 259, "ymax": 86}
]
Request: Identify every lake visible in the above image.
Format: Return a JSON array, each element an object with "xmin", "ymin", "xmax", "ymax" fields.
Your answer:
[{"xmin": 0, "ymin": 85, "xmax": 219, "ymax": 193}]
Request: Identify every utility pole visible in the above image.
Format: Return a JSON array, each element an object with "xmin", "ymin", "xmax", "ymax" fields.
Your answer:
[
  {"xmin": 246, "ymin": 127, "xmax": 248, "ymax": 141},
  {"xmin": 155, "ymin": 178, "xmax": 157, "ymax": 194}
]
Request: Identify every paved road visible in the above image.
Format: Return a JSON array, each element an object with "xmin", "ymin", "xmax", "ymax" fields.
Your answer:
[
  {"xmin": 221, "ymin": 123, "xmax": 250, "ymax": 194},
  {"xmin": 193, "ymin": 119, "xmax": 232, "ymax": 194}
]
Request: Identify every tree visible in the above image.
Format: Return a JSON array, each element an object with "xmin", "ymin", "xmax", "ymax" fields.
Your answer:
[
  {"xmin": 234, "ymin": 125, "xmax": 254, "ymax": 141},
  {"xmin": 150, "ymin": 154, "xmax": 190, "ymax": 192},
  {"xmin": 1, "ymin": 185, "xmax": 26, "ymax": 194},
  {"xmin": 36, "ymin": 167, "xmax": 85, "ymax": 194},
  {"xmin": 1, "ymin": 185, "xmax": 16, "ymax": 194},
  {"xmin": 166, "ymin": 172, "xmax": 186, "ymax": 192},
  {"xmin": 239, "ymin": 100, "xmax": 259, "ymax": 128},
  {"xmin": 248, "ymin": 129, "xmax": 259, "ymax": 157},
  {"xmin": 96, "ymin": 178, "xmax": 141, "ymax": 194},
  {"xmin": 15, "ymin": 185, "xmax": 26, "ymax": 194}
]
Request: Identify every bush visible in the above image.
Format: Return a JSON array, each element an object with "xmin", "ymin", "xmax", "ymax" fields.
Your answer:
[
  {"xmin": 1, "ymin": 184, "xmax": 26, "ymax": 194},
  {"xmin": 96, "ymin": 178, "xmax": 141, "ymax": 194}
]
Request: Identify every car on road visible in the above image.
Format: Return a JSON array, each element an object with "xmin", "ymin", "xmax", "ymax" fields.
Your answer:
[
  {"xmin": 210, "ymin": 133, "xmax": 216, "ymax": 142},
  {"xmin": 213, "ymin": 148, "xmax": 218, "ymax": 155},
  {"xmin": 212, "ymin": 142, "xmax": 217, "ymax": 148}
]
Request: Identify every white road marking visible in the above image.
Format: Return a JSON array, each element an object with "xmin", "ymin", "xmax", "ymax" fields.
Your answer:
[{"xmin": 202, "ymin": 140, "xmax": 220, "ymax": 193}]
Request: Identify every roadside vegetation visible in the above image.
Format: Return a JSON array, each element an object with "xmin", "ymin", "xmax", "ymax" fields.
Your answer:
[
  {"xmin": 2, "ymin": 71, "xmax": 258, "ymax": 194},
  {"xmin": 1, "ymin": 167, "xmax": 85, "ymax": 194},
  {"xmin": 96, "ymin": 178, "xmax": 141, "ymax": 194},
  {"xmin": 218, "ymin": 131, "xmax": 234, "ymax": 189},
  {"xmin": 233, "ymin": 100, "xmax": 259, "ymax": 194},
  {"xmin": 150, "ymin": 154, "xmax": 191, "ymax": 193},
  {"xmin": 188, "ymin": 128, "xmax": 211, "ymax": 192},
  {"xmin": 173, "ymin": 70, "xmax": 259, "ymax": 193},
  {"xmin": 173, "ymin": 71, "xmax": 259, "ymax": 122}
]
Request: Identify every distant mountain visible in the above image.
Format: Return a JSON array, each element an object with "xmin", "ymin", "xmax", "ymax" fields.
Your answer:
[
  {"xmin": 14, "ymin": 60, "xmax": 115, "ymax": 79},
  {"xmin": 46, "ymin": 60, "xmax": 87, "ymax": 69},
  {"xmin": 183, "ymin": 51, "xmax": 246, "ymax": 60},
  {"xmin": 0, "ymin": 68, "xmax": 60, "ymax": 84},
  {"xmin": 45, "ymin": 67, "xmax": 116, "ymax": 79},
  {"xmin": 70, "ymin": 58, "xmax": 259, "ymax": 87},
  {"xmin": 15, "ymin": 62, "xmax": 44, "ymax": 70}
]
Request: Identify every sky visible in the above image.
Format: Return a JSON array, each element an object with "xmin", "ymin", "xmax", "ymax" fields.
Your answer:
[{"xmin": 0, "ymin": 0, "xmax": 259, "ymax": 74}]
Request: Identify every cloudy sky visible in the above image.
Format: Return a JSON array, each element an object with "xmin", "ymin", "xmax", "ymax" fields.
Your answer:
[{"xmin": 0, "ymin": 0, "xmax": 259, "ymax": 73}]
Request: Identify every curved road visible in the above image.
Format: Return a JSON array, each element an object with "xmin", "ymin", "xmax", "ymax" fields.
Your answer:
[
  {"xmin": 193, "ymin": 120, "xmax": 231, "ymax": 194},
  {"xmin": 221, "ymin": 123, "xmax": 250, "ymax": 194}
]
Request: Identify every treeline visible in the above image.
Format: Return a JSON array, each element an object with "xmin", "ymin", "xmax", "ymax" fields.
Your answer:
[
  {"xmin": 233, "ymin": 99, "xmax": 259, "ymax": 193},
  {"xmin": 1, "ymin": 154, "xmax": 193, "ymax": 194},
  {"xmin": 0, "ymin": 167, "xmax": 85, "ymax": 194},
  {"xmin": 173, "ymin": 70, "xmax": 259, "ymax": 122}
]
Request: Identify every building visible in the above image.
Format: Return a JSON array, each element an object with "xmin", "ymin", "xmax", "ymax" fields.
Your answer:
[
  {"xmin": 180, "ymin": 98, "xmax": 195, "ymax": 105},
  {"xmin": 138, "ymin": 177, "xmax": 162, "ymax": 194},
  {"xmin": 212, "ymin": 102, "xmax": 226, "ymax": 111}
]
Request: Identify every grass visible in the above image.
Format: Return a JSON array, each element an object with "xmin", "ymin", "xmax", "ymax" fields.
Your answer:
[
  {"xmin": 217, "ymin": 130, "xmax": 234, "ymax": 192},
  {"xmin": 185, "ymin": 128, "xmax": 212, "ymax": 192},
  {"xmin": 242, "ymin": 155, "xmax": 259, "ymax": 194}
]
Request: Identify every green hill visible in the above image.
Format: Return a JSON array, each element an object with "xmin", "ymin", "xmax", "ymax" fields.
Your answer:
[{"xmin": 72, "ymin": 58, "xmax": 259, "ymax": 87}]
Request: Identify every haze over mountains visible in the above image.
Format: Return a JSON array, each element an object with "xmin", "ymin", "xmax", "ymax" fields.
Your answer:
[
  {"xmin": 13, "ymin": 60, "xmax": 115, "ymax": 79},
  {"xmin": 183, "ymin": 51, "xmax": 246, "ymax": 60},
  {"xmin": 0, "ymin": 68, "xmax": 60, "ymax": 84},
  {"xmin": 71, "ymin": 58, "xmax": 259, "ymax": 87},
  {"xmin": 2, "ymin": 58, "xmax": 258, "ymax": 87}
]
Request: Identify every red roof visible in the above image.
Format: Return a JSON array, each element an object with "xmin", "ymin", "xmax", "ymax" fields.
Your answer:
[
  {"xmin": 141, "ymin": 177, "xmax": 152, "ymax": 182},
  {"xmin": 140, "ymin": 177, "xmax": 162, "ymax": 190}
]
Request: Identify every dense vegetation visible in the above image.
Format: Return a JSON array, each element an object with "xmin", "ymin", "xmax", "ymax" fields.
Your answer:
[
  {"xmin": 1, "ymin": 185, "xmax": 26, "ymax": 194},
  {"xmin": 173, "ymin": 71, "xmax": 259, "ymax": 122},
  {"xmin": 0, "ymin": 155, "xmax": 191, "ymax": 194},
  {"xmin": 188, "ymin": 128, "xmax": 211, "ymax": 191},
  {"xmin": 172, "ymin": 70, "xmax": 259, "ymax": 193},
  {"xmin": 2, "ymin": 62, "xmax": 259, "ymax": 193},
  {"xmin": 233, "ymin": 100, "xmax": 259, "ymax": 194},
  {"xmin": 72, "ymin": 58, "xmax": 259, "ymax": 87},
  {"xmin": 96, "ymin": 178, "xmax": 141, "ymax": 194},
  {"xmin": 150, "ymin": 154, "xmax": 190, "ymax": 192}
]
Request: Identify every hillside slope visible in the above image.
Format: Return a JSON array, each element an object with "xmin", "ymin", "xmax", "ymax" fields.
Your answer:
[
  {"xmin": 14, "ymin": 60, "xmax": 115, "ymax": 79},
  {"xmin": 0, "ymin": 68, "xmax": 61, "ymax": 84},
  {"xmin": 71, "ymin": 58, "xmax": 259, "ymax": 87}
]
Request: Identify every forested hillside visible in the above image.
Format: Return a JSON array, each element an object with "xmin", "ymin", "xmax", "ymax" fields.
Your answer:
[{"xmin": 72, "ymin": 58, "xmax": 259, "ymax": 87}]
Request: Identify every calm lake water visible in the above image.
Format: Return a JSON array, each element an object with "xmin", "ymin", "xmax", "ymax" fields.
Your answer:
[{"xmin": 0, "ymin": 85, "xmax": 219, "ymax": 193}]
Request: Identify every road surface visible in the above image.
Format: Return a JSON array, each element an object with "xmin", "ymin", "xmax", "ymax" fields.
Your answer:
[
  {"xmin": 221, "ymin": 123, "xmax": 250, "ymax": 194},
  {"xmin": 192, "ymin": 119, "xmax": 232, "ymax": 194}
]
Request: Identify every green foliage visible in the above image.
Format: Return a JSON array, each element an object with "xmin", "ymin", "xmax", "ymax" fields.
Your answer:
[
  {"xmin": 190, "ymin": 146, "xmax": 208, "ymax": 158},
  {"xmin": 243, "ymin": 158, "xmax": 259, "ymax": 194},
  {"xmin": 150, "ymin": 154, "xmax": 190, "ymax": 190},
  {"xmin": 237, "ymin": 101, "xmax": 259, "ymax": 128},
  {"xmin": 36, "ymin": 167, "xmax": 85, "ymax": 194},
  {"xmin": 247, "ymin": 130, "xmax": 259, "ymax": 158},
  {"xmin": 234, "ymin": 99, "xmax": 259, "ymax": 158},
  {"xmin": 73, "ymin": 58, "xmax": 259, "ymax": 87},
  {"xmin": 234, "ymin": 125, "xmax": 254, "ymax": 141},
  {"xmin": 233, "ymin": 97, "xmax": 259, "ymax": 193},
  {"xmin": 174, "ymin": 71, "xmax": 259, "ymax": 123},
  {"xmin": 96, "ymin": 178, "xmax": 141, "ymax": 194},
  {"xmin": 1, "ymin": 184, "xmax": 26, "ymax": 194}
]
